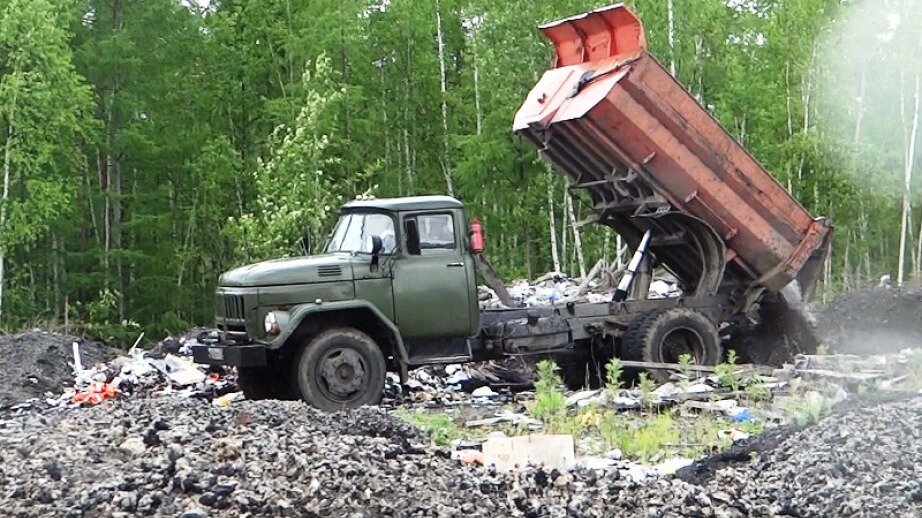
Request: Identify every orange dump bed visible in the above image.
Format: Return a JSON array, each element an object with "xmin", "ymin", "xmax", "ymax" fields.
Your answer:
[{"xmin": 514, "ymin": 4, "xmax": 830, "ymax": 293}]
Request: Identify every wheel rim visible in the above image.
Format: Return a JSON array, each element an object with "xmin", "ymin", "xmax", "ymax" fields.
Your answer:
[
  {"xmin": 657, "ymin": 326, "xmax": 706, "ymax": 364},
  {"xmin": 317, "ymin": 347, "xmax": 367, "ymax": 402}
]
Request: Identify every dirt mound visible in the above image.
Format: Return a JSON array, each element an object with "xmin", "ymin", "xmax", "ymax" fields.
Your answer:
[
  {"xmin": 664, "ymin": 395, "xmax": 922, "ymax": 517},
  {"xmin": 0, "ymin": 330, "xmax": 119, "ymax": 407},
  {"xmin": 816, "ymin": 287, "xmax": 922, "ymax": 353}
]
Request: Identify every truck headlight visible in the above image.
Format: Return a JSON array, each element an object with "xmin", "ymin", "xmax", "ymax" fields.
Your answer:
[{"xmin": 264, "ymin": 312, "xmax": 280, "ymax": 335}]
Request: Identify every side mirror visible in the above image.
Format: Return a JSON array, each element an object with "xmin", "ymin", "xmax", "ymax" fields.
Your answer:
[
  {"xmin": 370, "ymin": 235, "xmax": 383, "ymax": 256},
  {"xmin": 405, "ymin": 219, "xmax": 421, "ymax": 255},
  {"xmin": 300, "ymin": 229, "xmax": 312, "ymax": 255},
  {"xmin": 370, "ymin": 234, "xmax": 383, "ymax": 271}
]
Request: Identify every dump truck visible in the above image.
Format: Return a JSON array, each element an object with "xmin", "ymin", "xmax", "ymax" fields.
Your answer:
[{"xmin": 192, "ymin": 4, "xmax": 831, "ymax": 410}]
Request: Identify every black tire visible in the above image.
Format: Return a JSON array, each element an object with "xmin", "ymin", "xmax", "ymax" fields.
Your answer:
[
  {"xmin": 236, "ymin": 367, "xmax": 275, "ymax": 400},
  {"xmin": 236, "ymin": 365, "xmax": 296, "ymax": 401},
  {"xmin": 554, "ymin": 338, "xmax": 616, "ymax": 390},
  {"xmin": 555, "ymin": 351, "xmax": 599, "ymax": 390},
  {"xmin": 294, "ymin": 327, "xmax": 386, "ymax": 411},
  {"xmin": 622, "ymin": 307, "xmax": 721, "ymax": 383}
]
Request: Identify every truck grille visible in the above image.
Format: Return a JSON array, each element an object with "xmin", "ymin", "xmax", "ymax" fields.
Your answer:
[
  {"xmin": 317, "ymin": 265, "xmax": 342, "ymax": 277},
  {"xmin": 222, "ymin": 294, "xmax": 246, "ymax": 321}
]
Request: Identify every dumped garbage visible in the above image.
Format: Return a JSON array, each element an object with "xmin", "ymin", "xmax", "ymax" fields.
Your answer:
[
  {"xmin": 479, "ymin": 268, "xmax": 680, "ymax": 309},
  {"xmin": 0, "ymin": 330, "xmax": 238, "ymax": 414},
  {"xmin": 0, "ymin": 330, "xmax": 119, "ymax": 408},
  {"xmin": 71, "ymin": 381, "xmax": 118, "ymax": 406}
]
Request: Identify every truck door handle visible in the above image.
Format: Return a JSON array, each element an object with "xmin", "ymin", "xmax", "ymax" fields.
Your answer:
[{"xmin": 447, "ymin": 262, "xmax": 465, "ymax": 267}]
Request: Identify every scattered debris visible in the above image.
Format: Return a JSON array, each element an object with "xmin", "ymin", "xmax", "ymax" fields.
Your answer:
[
  {"xmin": 0, "ymin": 326, "xmax": 918, "ymax": 516},
  {"xmin": 479, "ymin": 269, "xmax": 679, "ymax": 308}
]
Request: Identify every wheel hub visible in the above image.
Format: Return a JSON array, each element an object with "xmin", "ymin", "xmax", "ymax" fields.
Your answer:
[
  {"xmin": 319, "ymin": 348, "xmax": 366, "ymax": 399},
  {"xmin": 661, "ymin": 327, "xmax": 704, "ymax": 363}
]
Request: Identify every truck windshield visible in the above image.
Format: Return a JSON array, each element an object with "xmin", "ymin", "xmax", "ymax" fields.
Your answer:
[{"xmin": 325, "ymin": 213, "xmax": 397, "ymax": 254}]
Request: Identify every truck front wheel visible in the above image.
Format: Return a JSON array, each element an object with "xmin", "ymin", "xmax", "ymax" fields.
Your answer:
[
  {"xmin": 623, "ymin": 307, "xmax": 721, "ymax": 383},
  {"xmin": 294, "ymin": 327, "xmax": 386, "ymax": 411},
  {"xmin": 237, "ymin": 366, "xmax": 295, "ymax": 400}
]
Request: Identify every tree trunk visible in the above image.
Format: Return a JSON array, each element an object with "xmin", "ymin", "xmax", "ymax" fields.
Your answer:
[
  {"xmin": 802, "ymin": 43, "xmax": 816, "ymax": 133},
  {"xmin": 403, "ymin": 34, "xmax": 414, "ymax": 194},
  {"xmin": 547, "ymin": 167, "xmax": 560, "ymax": 272},
  {"xmin": 916, "ymin": 206, "xmax": 922, "ymax": 278},
  {"xmin": 667, "ymin": 0, "xmax": 676, "ymax": 77},
  {"xmin": 898, "ymin": 70, "xmax": 920, "ymax": 286},
  {"xmin": 52, "ymin": 233, "xmax": 61, "ymax": 322},
  {"xmin": 785, "ymin": 61, "xmax": 793, "ymax": 138},
  {"xmin": 0, "ymin": 99, "xmax": 14, "ymax": 323},
  {"xmin": 560, "ymin": 187, "xmax": 568, "ymax": 274},
  {"xmin": 565, "ymin": 188, "xmax": 586, "ymax": 278},
  {"xmin": 473, "ymin": 43, "xmax": 483, "ymax": 136},
  {"xmin": 435, "ymin": 0, "xmax": 454, "ymax": 196},
  {"xmin": 854, "ymin": 62, "xmax": 867, "ymax": 145}
]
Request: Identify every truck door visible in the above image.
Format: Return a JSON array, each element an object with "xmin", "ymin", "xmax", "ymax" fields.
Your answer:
[{"xmin": 392, "ymin": 212, "xmax": 474, "ymax": 342}]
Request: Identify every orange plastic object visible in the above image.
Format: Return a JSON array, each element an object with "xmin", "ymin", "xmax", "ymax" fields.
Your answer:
[
  {"xmin": 72, "ymin": 381, "xmax": 118, "ymax": 405},
  {"xmin": 514, "ymin": 4, "xmax": 830, "ymax": 292}
]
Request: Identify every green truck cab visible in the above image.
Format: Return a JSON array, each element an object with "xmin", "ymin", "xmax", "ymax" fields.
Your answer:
[{"xmin": 194, "ymin": 195, "xmax": 485, "ymax": 410}]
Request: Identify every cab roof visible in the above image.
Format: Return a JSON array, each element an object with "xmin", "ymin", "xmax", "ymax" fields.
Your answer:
[{"xmin": 341, "ymin": 195, "xmax": 463, "ymax": 212}]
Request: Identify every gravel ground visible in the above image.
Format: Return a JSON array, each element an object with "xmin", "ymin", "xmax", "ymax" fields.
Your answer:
[
  {"xmin": 1, "ymin": 392, "xmax": 919, "ymax": 517},
  {"xmin": 0, "ymin": 331, "xmax": 118, "ymax": 407}
]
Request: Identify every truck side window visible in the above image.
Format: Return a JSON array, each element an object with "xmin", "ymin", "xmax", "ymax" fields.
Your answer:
[{"xmin": 417, "ymin": 214, "xmax": 455, "ymax": 251}]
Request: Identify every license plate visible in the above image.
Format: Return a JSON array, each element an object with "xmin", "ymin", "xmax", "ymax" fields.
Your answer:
[{"xmin": 207, "ymin": 347, "xmax": 225, "ymax": 361}]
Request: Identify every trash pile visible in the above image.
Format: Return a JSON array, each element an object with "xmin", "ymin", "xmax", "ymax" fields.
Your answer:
[
  {"xmin": 0, "ymin": 330, "xmax": 119, "ymax": 408},
  {"xmin": 479, "ymin": 266, "xmax": 680, "ymax": 309},
  {"xmin": 383, "ymin": 357, "xmax": 536, "ymax": 405},
  {"xmin": 1, "ymin": 330, "xmax": 239, "ymax": 414}
]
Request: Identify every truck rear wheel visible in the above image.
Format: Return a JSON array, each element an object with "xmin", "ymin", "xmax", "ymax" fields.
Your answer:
[
  {"xmin": 623, "ymin": 307, "xmax": 721, "ymax": 383},
  {"xmin": 294, "ymin": 327, "xmax": 386, "ymax": 411}
]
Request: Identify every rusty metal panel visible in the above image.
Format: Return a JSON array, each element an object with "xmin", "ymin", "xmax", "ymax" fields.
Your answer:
[{"xmin": 514, "ymin": 4, "xmax": 831, "ymax": 292}]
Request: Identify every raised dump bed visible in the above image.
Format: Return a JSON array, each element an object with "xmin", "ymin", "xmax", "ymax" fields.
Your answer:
[{"xmin": 514, "ymin": 4, "xmax": 831, "ymax": 295}]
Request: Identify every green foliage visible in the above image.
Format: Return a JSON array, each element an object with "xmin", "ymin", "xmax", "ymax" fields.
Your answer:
[
  {"xmin": 395, "ymin": 409, "xmax": 466, "ymax": 447},
  {"xmin": 600, "ymin": 411, "xmax": 680, "ymax": 461},
  {"xmin": 637, "ymin": 372, "xmax": 657, "ymax": 408},
  {"xmin": 677, "ymin": 352, "xmax": 695, "ymax": 388},
  {"xmin": 783, "ymin": 392, "xmax": 836, "ymax": 426},
  {"xmin": 715, "ymin": 349, "xmax": 743, "ymax": 392},
  {"xmin": 81, "ymin": 288, "xmax": 142, "ymax": 345},
  {"xmin": 529, "ymin": 359, "xmax": 566, "ymax": 422},
  {"xmin": 604, "ymin": 356, "xmax": 624, "ymax": 396},
  {"xmin": 744, "ymin": 381, "xmax": 773, "ymax": 403},
  {"xmin": 226, "ymin": 56, "xmax": 367, "ymax": 262}
]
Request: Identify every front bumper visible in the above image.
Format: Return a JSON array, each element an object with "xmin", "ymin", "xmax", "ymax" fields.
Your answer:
[{"xmin": 192, "ymin": 343, "xmax": 268, "ymax": 367}]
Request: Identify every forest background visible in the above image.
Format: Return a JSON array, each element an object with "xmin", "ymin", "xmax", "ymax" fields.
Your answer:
[{"xmin": 1, "ymin": 0, "xmax": 920, "ymax": 340}]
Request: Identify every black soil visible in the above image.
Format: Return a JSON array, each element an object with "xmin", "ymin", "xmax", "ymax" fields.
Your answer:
[
  {"xmin": 674, "ymin": 424, "xmax": 801, "ymax": 485},
  {"xmin": 0, "ymin": 330, "xmax": 119, "ymax": 407}
]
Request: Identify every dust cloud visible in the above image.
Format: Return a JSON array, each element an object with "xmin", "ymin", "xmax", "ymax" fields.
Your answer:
[{"xmin": 816, "ymin": 0, "xmax": 922, "ymax": 195}]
